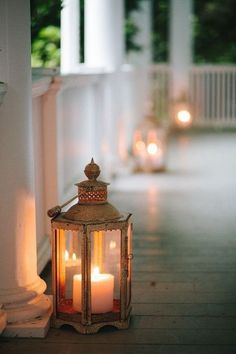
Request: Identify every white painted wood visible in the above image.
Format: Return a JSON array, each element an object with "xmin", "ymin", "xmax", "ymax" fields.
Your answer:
[
  {"xmin": 169, "ymin": 0, "xmax": 193, "ymax": 100},
  {"xmin": 37, "ymin": 234, "xmax": 51, "ymax": 275},
  {"xmin": 149, "ymin": 64, "xmax": 170, "ymax": 123},
  {"xmin": 61, "ymin": 0, "xmax": 80, "ymax": 74},
  {"xmin": 0, "ymin": 305, "xmax": 7, "ymax": 334},
  {"xmin": 85, "ymin": 0, "xmax": 124, "ymax": 69},
  {"xmin": 3, "ymin": 296, "xmax": 52, "ymax": 338},
  {"xmin": 0, "ymin": 0, "xmax": 51, "ymax": 333}
]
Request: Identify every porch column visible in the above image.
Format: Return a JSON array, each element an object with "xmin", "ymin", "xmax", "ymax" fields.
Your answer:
[
  {"xmin": 85, "ymin": 0, "xmax": 124, "ymax": 69},
  {"xmin": 126, "ymin": 0, "xmax": 152, "ymax": 125},
  {"xmin": 84, "ymin": 0, "xmax": 125, "ymax": 177},
  {"xmin": 0, "ymin": 306, "xmax": 6, "ymax": 334},
  {"xmin": 0, "ymin": 0, "xmax": 51, "ymax": 337},
  {"xmin": 61, "ymin": 0, "xmax": 80, "ymax": 74},
  {"xmin": 127, "ymin": 0, "xmax": 152, "ymax": 66},
  {"xmin": 169, "ymin": 0, "xmax": 193, "ymax": 100}
]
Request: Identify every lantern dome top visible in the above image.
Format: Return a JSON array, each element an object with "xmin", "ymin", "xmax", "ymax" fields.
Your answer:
[
  {"xmin": 84, "ymin": 158, "xmax": 100, "ymax": 180},
  {"xmin": 76, "ymin": 158, "xmax": 108, "ymax": 189},
  {"xmin": 63, "ymin": 159, "xmax": 122, "ymax": 223}
]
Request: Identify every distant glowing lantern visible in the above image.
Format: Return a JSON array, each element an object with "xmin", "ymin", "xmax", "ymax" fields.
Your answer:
[
  {"xmin": 174, "ymin": 101, "xmax": 192, "ymax": 128},
  {"xmin": 133, "ymin": 114, "xmax": 167, "ymax": 172},
  {"xmin": 48, "ymin": 159, "xmax": 133, "ymax": 334}
]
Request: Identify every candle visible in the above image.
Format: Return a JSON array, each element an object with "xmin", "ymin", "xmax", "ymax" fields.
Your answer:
[
  {"xmin": 73, "ymin": 267, "xmax": 114, "ymax": 313},
  {"xmin": 65, "ymin": 250, "xmax": 80, "ymax": 298}
]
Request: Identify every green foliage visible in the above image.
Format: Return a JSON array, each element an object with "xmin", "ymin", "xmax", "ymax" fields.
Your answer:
[
  {"xmin": 125, "ymin": 0, "xmax": 144, "ymax": 53},
  {"xmin": 152, "ymin": 0, "xmax": 169, "ymax": 62},
  {"xmin": 31, "ymin": 26, "xmax": 60, "ymax": 67},
  {"xmin": 194, "ymin": 0, "xmax": 236, "ymax": 63},
  {"xmin": 31, "ymin": 0, "xmax": 61, "ymax": 67},
  {"xmin": 30, "ymin": 0, "xmax": 236, "ymax": 68}
]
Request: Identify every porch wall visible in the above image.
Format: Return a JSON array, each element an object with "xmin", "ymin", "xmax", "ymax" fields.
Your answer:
[{"xmin": 32, "ymin": 67, "xmax": 139, "ymax": 272}]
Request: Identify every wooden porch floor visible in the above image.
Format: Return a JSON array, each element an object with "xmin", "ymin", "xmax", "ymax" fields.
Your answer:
[{"xmin": 1, "ymin": 130, "xmax": 236, "ymax": 353}]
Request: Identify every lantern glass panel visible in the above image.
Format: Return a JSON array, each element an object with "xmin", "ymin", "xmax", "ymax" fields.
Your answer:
[
  {"xmin": 90, "ymin": 229, "xmax": 121, "ymax": 314},
  {"xmin": 56, "ymin": 229, "xmax": 82, "ymax": 314}
]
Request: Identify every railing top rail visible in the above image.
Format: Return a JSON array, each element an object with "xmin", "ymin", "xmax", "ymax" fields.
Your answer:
[{"xmin": 190, "ymin": 64, "xmax": 236, "ymax": 73}]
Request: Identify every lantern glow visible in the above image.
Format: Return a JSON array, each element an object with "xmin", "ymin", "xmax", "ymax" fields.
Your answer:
[
  {"xmin": 177, "ymin": 110, "xmax": 191, "ymax": 124},
  {"xmin": 135, "ymin": 140, "xmax": 146, "ymax": 151},
  {"xmin": 147, "ymin": 143, "xmax": 158, "ymax": 155},
  {"xmin": 48, "ymin": 159, "xmax": 133, "ymax": 334}
]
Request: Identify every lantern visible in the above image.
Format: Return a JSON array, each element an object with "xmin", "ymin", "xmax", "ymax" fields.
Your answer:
[
  {"xmin": 48, "ymin": 159, "xmax": 133, "ymax": 334},
  {"xmin": 133, "ymin": 114, "xmax": 167, "ymax": 172}
]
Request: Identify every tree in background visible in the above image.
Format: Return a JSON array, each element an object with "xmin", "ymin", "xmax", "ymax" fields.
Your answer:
[
  {"xmin": 31, "ymin": 0, "xmax": 61, "ymax": 67},
  {"xmin": 193, "ymin": 0, "xmax": 236, "ymax": 63},
  {"xmin": 30, "ymin": 0, "xmax": 236, "ymax": 67},
  {"xmin": 152, "ymin": 0, "xmax": 169, "ymax": 63}
]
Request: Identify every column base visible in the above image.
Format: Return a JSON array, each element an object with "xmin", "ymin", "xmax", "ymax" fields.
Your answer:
[
  {"xmin": 2, "ymin": 295, "xmax": 52, "ymax": 338},
  {"xmin": 0, "ymin": 306, "xmax": 7, "ymax": 334}
]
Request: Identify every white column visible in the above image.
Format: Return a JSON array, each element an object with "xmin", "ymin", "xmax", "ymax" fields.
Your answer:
[
  {"xmin": 61, "ymin": 0, "xmax": 80, "ymax": 74},
  {"xmin": 84, "ymin": 0, "xmax": 125, "ymax": 177},
  {"xmin": 126, "ymin": 0, "xmax": 152, "ymax": 126},
  {"xmin": 127, "ymin": 0, "xmax": 152, "ymax": 66},
  {"xmin": 169, "ymin": 0, "xmax": 193, "ymax": 100},
  {"xmin": 85, "ymin": 0, "xmax": 124, "ymax": 69},
  {"xmin": 0, "ymin": 306, "xmax": 6, "ymax": 334},
  {"xmin": 0, "ymin": 0, "xmax": 51, "ymax": 337}
]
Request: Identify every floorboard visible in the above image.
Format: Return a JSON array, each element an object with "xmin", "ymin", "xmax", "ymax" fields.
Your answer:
[{"xmin": 1, "ymin": 131, "xmax": 236, "ymax": 353}]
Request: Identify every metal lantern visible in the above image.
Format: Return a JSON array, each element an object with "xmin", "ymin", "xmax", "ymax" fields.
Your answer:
[
  {"xmin": 48, "ymin": 159, "xmax": 133, "ymax": 334},
  {"xmin": 133, "ymin": 113, "xmax": 167, "ymax": 172}
]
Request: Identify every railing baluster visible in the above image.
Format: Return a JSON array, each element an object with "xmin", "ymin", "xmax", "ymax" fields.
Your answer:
[{"xmin": 151, "ymin": 64, "xmax": 236, "ymax": 128}]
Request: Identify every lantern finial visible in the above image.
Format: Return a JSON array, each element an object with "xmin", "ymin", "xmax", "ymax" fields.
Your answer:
[{"xmin": 84, "ymin": 158, "xmax": 100, "ymax": 180}]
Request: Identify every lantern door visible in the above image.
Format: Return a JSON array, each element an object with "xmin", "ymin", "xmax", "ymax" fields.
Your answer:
[{"xmin": 52, "ymin": 223, "xmax": 84, "ymax": 323}]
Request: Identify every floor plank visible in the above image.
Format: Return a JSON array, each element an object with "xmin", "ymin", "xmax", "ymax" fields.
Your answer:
[{"xmin": 1, "ymin": 131, "xmax": 236, "ymax": 354}]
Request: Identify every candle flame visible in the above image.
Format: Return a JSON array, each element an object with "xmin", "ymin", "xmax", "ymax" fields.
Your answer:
[
  {"xmin": 65, "ymin": 249, "xmax": 69, "ymax": 261},
  {"xmin": 72, "ymin": 252, "xmax": 76, "ymax": 261},
  {"xmin": 135, "ymin": 140, "xmax": 145, "ymax": 151},
  {"xmin": 147, "ymin": 143, "xmax": 158, "ymax": 155},
  {"xmin": 109, "ymin": 240, "xmax": 117, "ymax": 250},
  {"xmin": 93, "ymin": 266, "xmax": 100, "ymax": 276}
]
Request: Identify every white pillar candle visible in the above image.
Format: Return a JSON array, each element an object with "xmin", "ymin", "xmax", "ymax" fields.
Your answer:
[
  {"xmin": 65, "ymin": 251, "xmax": 80, "ymax": 298},
  {"xmin": 73, "ymin": 267, "xmax": 114, "ymax": 314}
]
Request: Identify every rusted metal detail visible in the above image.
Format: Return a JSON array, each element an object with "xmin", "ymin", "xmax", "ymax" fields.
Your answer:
[
  {"xmin": 47, "ymin": 195, "xmax": 78, "ymax": 218},
  {"xmin": 49, "ymin": 160, "xmax": 133, "ymax": 334}
]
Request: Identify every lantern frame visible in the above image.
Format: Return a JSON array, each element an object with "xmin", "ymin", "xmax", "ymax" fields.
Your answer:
[{"xmin": 48, "ymin": 160, "xmax": 133, "ymax": 334}]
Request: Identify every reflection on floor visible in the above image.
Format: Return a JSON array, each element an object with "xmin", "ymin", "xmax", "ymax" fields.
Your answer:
[{"xmin": 1, "ymin": 130, "xmax": 236, "ymax": 354}]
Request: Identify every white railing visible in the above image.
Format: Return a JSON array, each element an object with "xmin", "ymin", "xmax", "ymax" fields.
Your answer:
[
  {"xmin": 189, "ymin": 65, "xmax": 236, "ymax": 127},
  {"xmin": 151, "ymin": 64, "xmax": 236, "ymax": 127},
  {"xmin": 149, "ymin": 64, "xmax": 170, "ymax": 123}
]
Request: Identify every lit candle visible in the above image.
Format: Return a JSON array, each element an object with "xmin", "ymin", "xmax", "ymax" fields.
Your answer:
[
  {"xmin": 73, "ymin": 267, "xmax": 114, "ymax": 313},
  {"xmin": 65, "ymin": 250, "xmax": 80, "ymax": 298}
]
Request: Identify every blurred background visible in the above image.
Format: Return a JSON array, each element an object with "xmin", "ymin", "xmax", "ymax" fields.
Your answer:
[{"xmin": 28, "ymin": 0, "xmax": 236, "ymax": 271}]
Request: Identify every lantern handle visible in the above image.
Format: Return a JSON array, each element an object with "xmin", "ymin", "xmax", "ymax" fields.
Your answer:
[{"xmin": 47, "ymin": 195, "xmax": 78, "ymax": 218}]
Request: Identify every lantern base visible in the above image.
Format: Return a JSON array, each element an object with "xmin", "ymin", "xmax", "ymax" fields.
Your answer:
[{"xmin": 52, "ymin": 315, "xmax": 131, "ymax": 334}]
